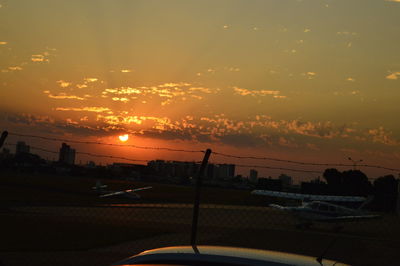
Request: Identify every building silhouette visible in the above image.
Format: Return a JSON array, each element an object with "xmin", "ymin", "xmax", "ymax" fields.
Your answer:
[
  {"xmin": 16, "ymin": 141, "xmax": 30, "ymax": 155},
  {"xmin": 250, "ymin": 169, "xmax": 258, "ymax": 183},
  {"xmin": 59, "ymin": 143, "xmax": 75, "ymax": 165},
  {"xmin": 279, "ymin": 174, "xmax": 293, "ymax": 188},
  {"xmin": 215, "ymin": 164, "xmax": 235, "ymax": 179}
]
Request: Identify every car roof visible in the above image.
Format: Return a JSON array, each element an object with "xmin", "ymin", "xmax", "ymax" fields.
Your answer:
[{"xmin": 111, "ymin": 245, "xmax": 348, "ymax": 266}]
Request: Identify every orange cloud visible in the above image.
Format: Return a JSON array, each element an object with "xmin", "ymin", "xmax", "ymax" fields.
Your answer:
[
  {"xmin": 386, "ymin": 72, "xmax": 400, "ymax": 80},
  {"xmin": 57, "ymin": 80, "xmax": 72, "ymax": 88},
  {"xmin": 233, "ymin": 87, "xmax": 281, "ymax": 97},
  {"xmin": 55, "ymin": 107, "xmax": 111, "ymax": 113},
  {"xmin": 47, "ymin": 93, "xmax": 85, "ymax": 100}
]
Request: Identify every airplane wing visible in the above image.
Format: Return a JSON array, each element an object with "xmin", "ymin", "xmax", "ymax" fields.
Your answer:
[
  {"xmin": 251, "ymin": 190, "xmax": 366, "ymax": 202},
  {"xmin": 99, "ymin": 186, "xmax": 152, "ymax": 198},
  {"xmin": 131, "ymin": 186, "xmax": 152, "ymax": 192},
  {"xmin": 99, "ymin": 190, "xmax": 127, "ymax": 197},
  {"xmin": 269, "ymin": 204, "xmax": 288, "ymax": 210}
]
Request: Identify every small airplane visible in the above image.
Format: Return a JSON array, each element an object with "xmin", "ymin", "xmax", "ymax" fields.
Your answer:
[
  {"xmin": 251, "ymin": 190, "xmax": 380, "ymax": 229},
  {"xmin": 92, "ymin": 180, "xmax": 152, "ymax": 200}
]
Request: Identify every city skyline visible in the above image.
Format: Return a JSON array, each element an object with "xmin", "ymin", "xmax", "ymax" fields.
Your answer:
[
  {"xmin": 1, "ymin": 0, "xmax": 400, "ymax": 179},
  {"xmin": 3, "ymin": 135, "xmax": 397, "ymax": 183}
]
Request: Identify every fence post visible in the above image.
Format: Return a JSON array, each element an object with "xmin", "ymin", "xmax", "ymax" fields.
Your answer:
[
  {"xmin": 190, "ymin": 148, "xmax": 212, "ymax": 246},
  {"xmin": 0, "ymin": 131, "xmax": 8, "ymax": 149},
  {"xmin": 397, "ymin": 175, "xmax": 400, "ymax": 216}
]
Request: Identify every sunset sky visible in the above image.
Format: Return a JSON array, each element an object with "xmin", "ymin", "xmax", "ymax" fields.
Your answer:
[{"xmin": 1, "ymin": 0, "xmax": 399, "ymax": 180}]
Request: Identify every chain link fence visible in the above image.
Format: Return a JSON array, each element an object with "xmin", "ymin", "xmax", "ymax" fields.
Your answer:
[{"xmin": 1, "ymin": 171, "xmax": 400, "ymax": 266}]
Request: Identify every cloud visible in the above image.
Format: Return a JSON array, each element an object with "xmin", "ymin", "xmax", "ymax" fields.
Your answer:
[
  {"xmin": 100, "ymin": 83, "xmax": 218, "ymax": 106},
  {"xmin": 55, "ymin": 107, "xmax": 111, "ymax": 113},
  {"xmin": 302, "ymin": 72, "xmax": 317, "ymax": 80},
  {"xmin": 44, "ymin": 91, "xmax": 85, "ymax": 100},
  {"xmin": 57, "ymin": 80, "xmax": 72, "ymax": 88},
  {"xmin": 8, "ymin": 66, "xmax": 23, "ymax": 71},
  {"xmin": 30, "ymin": 49, "xmax": 54, "ymax": 63},
  {"xmin": 367, "ymin": 127, "xmax": 399, "ymax": 146},
  {"xmin": 226, "ymin": 67, "xmax": 240, "ymax": 72},
  {"xmin": 385, "ymin": 0, "xmax": 400, "ymax": 2},
  {"xmin": 6, "ymin": 109, "xmax": 399, "ymax": 151},
  {"xmin": 121, "ymin": 69, "xmax": 132, "ymax": 73},
  {"xmin": 233, "ymin": 87, "xmax": 282, "ymax": 97},
  {"xmin": 102, "ymin": 87, "xmax": 142, "ymax": 96},
  {"xmin": 386, "ymin": 72, "xmax": 400, "ymax": 80},
  {"xmin": 111, "ymin": 97, "xmax": 130, "ymax": 102},
  {"xmin": 158, "ymin": 82, "xmax": 191, "ymax": 88},
  {"xmin": 346, "ymin": 77, "xmax": 356, "ymax": 82},
  {"xmin": 76, "ymin": 84, "xmax": 88, "ymax": 89},
  {"xmin": 31, "ymin": 54, "xmax": 49, "ymax": 62},
  {"xmin": 6, "ymin": 113, "xmax": 55, "ymax": 126},
  {"xmin": 84, "ymin": 78, "xmax": 98, "ymax": 83},
  {"xmin": 0, "ymin": 41, "xmax": 7, "ymax": 45}
]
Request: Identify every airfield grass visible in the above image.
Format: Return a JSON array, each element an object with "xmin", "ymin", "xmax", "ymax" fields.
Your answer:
[
  {"xmin": 0, "ymin": 172, "xmax": 267, "ymax": 251},
  {"xmin": 1, "ymin": 214, "xmax": 173, "ymax": 251},
  {"xmin": 1, "ymin": 172, "xmax": 400, "ymax": 265},
  {"xmin": 0, "ymin": 171, "xmax": 270, "ymax": 206}
]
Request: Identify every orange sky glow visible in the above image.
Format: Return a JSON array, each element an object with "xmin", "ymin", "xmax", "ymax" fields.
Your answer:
[{"xmin": 1, "ymin": 0, "xmax": 399, "ymax": 180}]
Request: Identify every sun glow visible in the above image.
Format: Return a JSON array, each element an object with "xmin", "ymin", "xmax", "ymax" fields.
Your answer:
[{"xmin": 118, "ymin": 134, "xmax": 129, "ymax": 142}]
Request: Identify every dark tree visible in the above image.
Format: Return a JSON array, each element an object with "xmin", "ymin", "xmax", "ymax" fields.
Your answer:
[
  {"xmin": 323, "ymin": 168, "xmax": 343, "ymax": 194},
  {"xmin": 372, "ymin": 175, "xmax": 398, "ymax": 212},
  {"xmin": 341, "ymin": 170, "xmax": 372, "ymax": 196},
  {"xmin": 323, "ymin": 168, "xmax": 371, "ymax": 196}
]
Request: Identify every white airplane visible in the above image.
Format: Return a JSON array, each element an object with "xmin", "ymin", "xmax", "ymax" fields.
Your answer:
[
  {"xmin": 92, "ymin": 180, "xmax": 152, "ymax": 200},
  {"xmin": 251, "ymin": 190, "xmax": 380, "ymax": 229}
]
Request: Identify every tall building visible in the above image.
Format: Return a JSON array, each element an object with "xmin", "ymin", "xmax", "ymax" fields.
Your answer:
[
  {"xmin": 215, "ymin": 164, "xmax": 235, "ymax": 179},
  {"xmin": 59, "ymin": 143, "xmax": 75, "ymax": 165},
  {"xmin": 16, "ymin": 141, "xmax": 30, "ymax": 155},
  {"xmin": 249, "ymin": 169, "xmax": 258, "ymax": 183},
  {"xmin": 278, "ymin": 174, "xmax": 293, "ymax": 188}
]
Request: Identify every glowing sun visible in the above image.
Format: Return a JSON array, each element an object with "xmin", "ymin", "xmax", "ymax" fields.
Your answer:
[{"xmin": 118, "ymin": 134, "xmax": 129, "ymax": 142}]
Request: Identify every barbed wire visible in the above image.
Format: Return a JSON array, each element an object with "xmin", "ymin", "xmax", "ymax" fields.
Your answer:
[
  {"xmin": 6, "ymin": 143, "xmax": 323, "ymax": 174},
  {"xmin": 5, "ymin": 143, "xmax": 149, "ymax": 164},
  {"xmin": 213, "ymin": 152, "xmax": 400, "ymax": 172},
  {"xmin": 6, "ymin": 132, "xmax": 400, "ymax": 172},
  {"xmin": 232, "ymin": 164, "xmax": 322, "ymax": 174},
  {"xmin": 7, "ymin": 132, "xmax": 204, "ymax": 153}
]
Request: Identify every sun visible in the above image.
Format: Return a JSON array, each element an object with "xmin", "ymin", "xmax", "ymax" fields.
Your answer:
[{"xmin": 118, "ymin": 134, "xmax": 129, "ymax": 142}]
